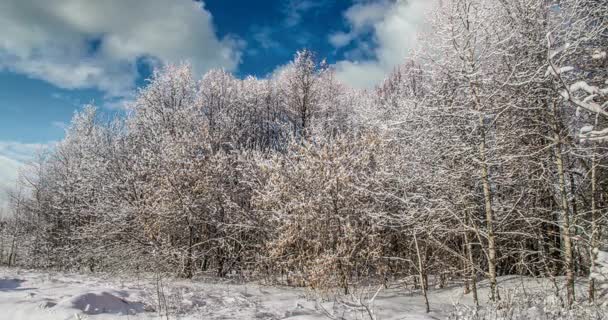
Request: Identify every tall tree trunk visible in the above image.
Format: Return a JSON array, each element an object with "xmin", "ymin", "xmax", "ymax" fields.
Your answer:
[
  {"xmin": 551, "ymin": 101, "xmax": 575, "ymax": 306},
  {"xmin": 463, "ymin": 239, "xmax": 470, "ymax": 295},
  {"xmin": 465, "ymin": 211, "xmax": 479, "ymax": 307},
  {"xmin": 413, "ymin": 232, "xmax": 430, "ymax": 313},
  {"xmin": 478, "ymin": 113, "xmax": 498, "ymax": 301},
  {"xmin": 8, "ymin": 235, "xmax": 16, "ymax": 267},
  {"xmin": 183, "ymin": 224, "xmax": 194, "ymax": 278},
  {"xmin": 588, "ymin": 117, "xmax": 600, "ymax": 302}
]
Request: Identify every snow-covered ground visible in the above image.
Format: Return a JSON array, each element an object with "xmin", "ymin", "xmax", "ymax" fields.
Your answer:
[{"xmin": 0, "ymin": 267, "xmax": 596, "ymax": 320}]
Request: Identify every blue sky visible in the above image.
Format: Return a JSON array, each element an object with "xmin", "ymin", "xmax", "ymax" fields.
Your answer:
[{"xmin": 0, "ymin": 0, "xmax": 434, "ymax": 206}]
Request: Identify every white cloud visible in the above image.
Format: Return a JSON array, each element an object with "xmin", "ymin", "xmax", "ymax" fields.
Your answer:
[
  {"xmin": 329, "ymin": 32, "xmax": 355, "ymax": 48},
  {"xmin": 0, "ymin": 141, "xmax": 48, "ymax": 163},
  {"xmin": 345, "ymin": 1, "xmax": 392, "ymax": 32},
  {"xmin": 0, "ymin": 0, "xmax": 243, "ymax": 98},
  {"xmin": 332, "ymin": 0, "xmax": 437, "ymax": 88},
  {"xmin": 51, "ymin": 121, "xmax": 67, "ymax": 130},
  {"xmin": 252, "ymin": 27, "xmax": 282, "ymax": 50},
  {"xmin": 328, "ymin": 1, "xmax": 391, "ymax": 49},
  {"xmin": 283, "ymin": 0, "xmax": 327, "ymax": 27},
  {"xmin": 0, "ymin": 155, "xmax": 22, "ymax": 189},
  {"xmin": 103, "ymin": 97, "xmax": 136, "ymax": 111}
]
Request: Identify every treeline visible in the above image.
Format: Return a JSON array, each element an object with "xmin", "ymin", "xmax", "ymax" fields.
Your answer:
[{"xmin": 1, "ymin": 0, "xmax": 607, "ymax": 306}]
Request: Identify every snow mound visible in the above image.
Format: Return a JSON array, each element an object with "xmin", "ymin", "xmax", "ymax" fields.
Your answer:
[{"xmin": 57, "ymin": 290, "xmax": 145, "ymax": 315}]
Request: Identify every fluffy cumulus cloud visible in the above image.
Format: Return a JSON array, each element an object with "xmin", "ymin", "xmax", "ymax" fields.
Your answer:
[
  {"xmin": 0, "ymin": 0, "xmax": 243, "ymax": 211},
  {"xmin": 329, "ymin": 0, "xmax": 392, "ymax": 48},
  {"xmin": 331, "ymin": 0, "xmax": 437, "ymax": 88},
  {"xmin": 0, "ymin": 0, "xmax": 243, "ymax": 98}
]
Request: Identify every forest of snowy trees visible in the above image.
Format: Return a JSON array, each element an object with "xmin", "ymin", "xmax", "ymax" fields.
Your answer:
[{"xmin": 1, "ymin": 0, "xmax": 607, "ymax": 312}]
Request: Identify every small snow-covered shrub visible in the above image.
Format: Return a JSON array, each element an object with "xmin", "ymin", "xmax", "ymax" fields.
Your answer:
[{"xmin": 448, "ymin": 290, "xmax": 608, "ymax": 320}]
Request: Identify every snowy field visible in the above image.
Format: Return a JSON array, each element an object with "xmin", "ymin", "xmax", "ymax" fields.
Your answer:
[
  {"xmin": 2, "ymin": 267, "xmax": 599, "ymax": 320},
  {"xmin": 0, "ymin": 267, "xmax": 487, "ymax": 320}
]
